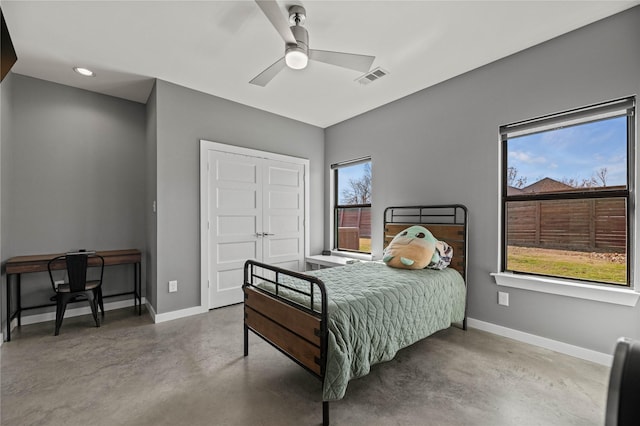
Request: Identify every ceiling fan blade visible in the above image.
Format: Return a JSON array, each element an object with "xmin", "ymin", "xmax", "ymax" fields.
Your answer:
[
  {"xmin": 255, "ymin": 0, "xmax": 297, "ymax": 45},
  {"xmin": 309, "ymin": 50, "xmax": 375, "ymax": 73},
  {"xmin": 249, "ymin": 57, "xmax": 286, "ymax": 87}
]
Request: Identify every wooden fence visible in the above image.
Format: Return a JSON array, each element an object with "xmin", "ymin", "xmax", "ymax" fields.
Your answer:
[
  {"xmin": 337, "ymin": 208, "xmax": 371, "ymax": 238},
  {"xmin": 337, "ymin": 208, "xmax": 371, "ymax": 250},
  {"xmin": 507, "ymin": 198, "xmax": 626, "ymax": 252}
]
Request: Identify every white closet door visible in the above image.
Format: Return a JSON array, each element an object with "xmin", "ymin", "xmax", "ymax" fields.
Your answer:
[
  {"xmin": 208, "ymin": 150, "xmax": 263, "ymax": 309},
  {"xmin": 262, "ymin": 159, "xmax": 305, "ymax": 271}
]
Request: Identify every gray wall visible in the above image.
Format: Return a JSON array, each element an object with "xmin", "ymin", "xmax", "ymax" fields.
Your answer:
[
  {"xmin": 1, "ymin": 75, "xmax": 146, "ymax": 323},
  {"xmin": 325, "ymin": 7, "xmax": 640, "ymax": 354},
  {"xmin": 152, "ymin": 80, "xmax": 324, "ymax": 314}
]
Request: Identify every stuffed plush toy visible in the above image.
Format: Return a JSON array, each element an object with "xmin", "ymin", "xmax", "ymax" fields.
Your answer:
[{"xmin": 383, "ymin": 225, "xmax": 437, "ymax": 270}]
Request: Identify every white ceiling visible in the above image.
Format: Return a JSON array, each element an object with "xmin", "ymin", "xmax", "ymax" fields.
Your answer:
[{"xmin": 3, "ymin": 1, "xmax": 638, "ymax": 128}]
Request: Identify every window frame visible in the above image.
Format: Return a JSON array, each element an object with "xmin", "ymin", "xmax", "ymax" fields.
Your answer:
[
  {"xmin": 331, "ymin": 157, "xmax": 372, "ymax": 255},
  {"xmin": 499, "ymin": 97, "xmax": 635, "ymax": 288}
]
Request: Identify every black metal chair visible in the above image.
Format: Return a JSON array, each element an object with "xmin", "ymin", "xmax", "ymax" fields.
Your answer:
[
  {"xmin": 47, "ymin": 252, "xmax": 105, "ymax": 335},
  {"xmin": 606, "ymin": 337, "xmax": 640, "ymax": 426}
]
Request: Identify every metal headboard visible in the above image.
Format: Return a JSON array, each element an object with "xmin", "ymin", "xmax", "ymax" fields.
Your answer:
[{"xmin": 383, "ymin": 204, "xmax": 468, "ymax": 281}]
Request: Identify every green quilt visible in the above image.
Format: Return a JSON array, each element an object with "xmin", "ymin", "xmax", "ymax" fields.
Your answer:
[{"xmin": 270, "ymin": 261, "xmax": 466, "ymax": 401}]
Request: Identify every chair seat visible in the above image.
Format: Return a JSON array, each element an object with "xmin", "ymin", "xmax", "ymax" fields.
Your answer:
[{"xmin": 57, "ymin": 280, "xmax": 101, "ymax": 293}]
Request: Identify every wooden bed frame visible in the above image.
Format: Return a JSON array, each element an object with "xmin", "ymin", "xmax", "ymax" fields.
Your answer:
[{"xmin": 243, "ymin": 205, "xmax": 468, "ymax": 426}]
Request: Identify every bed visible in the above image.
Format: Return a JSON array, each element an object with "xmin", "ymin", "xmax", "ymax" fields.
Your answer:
[{"xmin": 243, "ymin": 205, "xmax": 468, "ymax": 425}]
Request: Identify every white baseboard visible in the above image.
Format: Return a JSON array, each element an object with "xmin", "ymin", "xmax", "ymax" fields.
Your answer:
[
  {"xmin": 8, "ymin": 298, "xmax": 207, "ymax": 332},
  {"xmin": 467, "ymin": 317, "xmax": 613, "ymax": 366},
  {"xmin": 9, "ymin": 297, "xmax": 147, "ymax": 331},
  {"xmin": 152, "ymin": 305, "xmax": 208, "ymax": 323}
]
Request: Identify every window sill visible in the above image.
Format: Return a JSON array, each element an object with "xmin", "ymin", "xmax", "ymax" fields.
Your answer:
[
  {"xmin": 306, "ymin": 255, "xmax": 351, "ymax": 269},
  {"xmin": 491, "ymin": 272, "xmax": 639, "ymax": 307},
  {"xmin": 330, "ymin": 251, "xmax": 373, "ymax": 261}
]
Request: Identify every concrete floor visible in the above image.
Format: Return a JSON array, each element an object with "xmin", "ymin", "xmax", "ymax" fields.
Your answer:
[{"xmin": 1, "ymin": 304, "xmax": 609, "ymax": 426}]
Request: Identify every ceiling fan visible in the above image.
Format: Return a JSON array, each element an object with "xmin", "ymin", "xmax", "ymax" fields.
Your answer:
[{"xmin": 250, "ymin": 0, "xmax": 375, "ymax": 87}]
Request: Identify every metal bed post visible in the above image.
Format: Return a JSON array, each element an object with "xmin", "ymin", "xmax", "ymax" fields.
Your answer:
[
  {"xmin": 243, "ymin": 262, "xmax": 249, "ymax": 357},
  {"xmin": 459, "ymin": 204, "xmax": 469, "ymax": 331},
  {"xmin": 320, "ymin": 268, "xmax": 329, "ymax": 426}
]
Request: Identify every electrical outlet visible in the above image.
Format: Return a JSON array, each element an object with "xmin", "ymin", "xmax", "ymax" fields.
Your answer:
[
  {"xmin": 169, "ymin": 280, "xmax": 178, "ymax": 293},
  {"xmin": 498, "ymin": 291, "xmax": 509, "ymax": 306}
]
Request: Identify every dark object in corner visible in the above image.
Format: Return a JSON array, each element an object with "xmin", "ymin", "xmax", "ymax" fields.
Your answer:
[
  {"xmin": 606, "ymin": 337, "xmax": 640, "ymax": 426},
  {"xmin": 1, "ymin": 7, "xmax": 18, "ymax": 82},
  {"xmin": 322, "ymin": 250, "xmax": 331, "ymax": 256}
]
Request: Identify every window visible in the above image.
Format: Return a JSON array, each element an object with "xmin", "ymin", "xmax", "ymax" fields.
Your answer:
[
  {"xmin": 332, "ymin": 158, "xmax": 372, "ymax": 254},
  {"xmin": 500, "ymin": 97, "xmax": 635, "ymax": 286}
]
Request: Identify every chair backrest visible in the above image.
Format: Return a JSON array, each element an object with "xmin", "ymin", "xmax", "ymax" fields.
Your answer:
[
  {"xmin": 48, "ymin": 252, "xmax": 104, "ymax": 293},
  {"xmin": 66, "ymin": 254, "xmax": 89, "ymax": 292},
  {"xmin": 606, "ymin": 337, "xmax": 640, "ymax": 426}
]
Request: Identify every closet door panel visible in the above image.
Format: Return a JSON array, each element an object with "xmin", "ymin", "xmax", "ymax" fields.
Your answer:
[
  {"xmin": 209, "ymin": 151, "xmax": 263, "ymax": 309},
  {"xmin": 262, "ymin": 159, "xmax": 305, "ymax": 271}
]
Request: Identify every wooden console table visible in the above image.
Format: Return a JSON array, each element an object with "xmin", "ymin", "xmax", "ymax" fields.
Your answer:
[{"xmin": 5, "ymin": 249, "xmax": 142, "ymax": 341}]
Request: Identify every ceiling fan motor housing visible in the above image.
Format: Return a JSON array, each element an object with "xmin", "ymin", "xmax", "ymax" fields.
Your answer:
[{"xmin": 287, "ymin": 25, "xmax": 309, "ymax": 55}]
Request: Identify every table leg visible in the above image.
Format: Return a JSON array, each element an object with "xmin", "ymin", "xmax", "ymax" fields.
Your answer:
[
  {"xmin": 5, "ymin": 274, "xmax": 11, "ymax": 342},
  {"xmin": 16, "ymin": 274, "xmax": 21, "ymax": 326},
  {"xmin": 139, "ymin": 262, "xmax": 142, "ymax": 315},
  {"xmin": 135, "ymin": 262, "xmax": 142, "ymax": 315}
]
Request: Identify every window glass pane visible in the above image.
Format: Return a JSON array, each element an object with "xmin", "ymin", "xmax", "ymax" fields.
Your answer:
[
  {"xmin": 335, "ymin": 161, "xmax": 371, "ymax": 254},
  {"xmin": 507, "ymin": 116, "xmax": 627, "ymax": 195},
  {"xmin": 337, "ymin": 162, "xmax": 371, "ymax": 205},
  {"xmin": 505, "ymin": 198, "xmax": 627, "ymax": 285},
  {"xmin": 336, "ymin": 207, "xmax": 371, "ymax": 253}
]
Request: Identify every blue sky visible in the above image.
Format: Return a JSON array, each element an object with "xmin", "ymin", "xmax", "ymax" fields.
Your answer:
[
  {"xmin": 337, "ymin": 162, "xmax": 369, "ymax": 203},
  {"xmin": 508, "ymin": 116, "xmax": 627, "ymax": 188}
]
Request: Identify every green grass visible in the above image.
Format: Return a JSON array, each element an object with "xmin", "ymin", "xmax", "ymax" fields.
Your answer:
[
  {"xmin": 359, "ymin": 238, "xmax": 371, "ymax": 253},
  {"xmin": 507, "ymin": 247, "xmax": 626, "ymax": 285}
]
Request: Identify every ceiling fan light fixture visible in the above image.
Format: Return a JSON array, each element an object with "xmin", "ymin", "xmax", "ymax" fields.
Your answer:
[{"xmin": 285, "ymin": 46, "xmax": 308, "ymax": 70}]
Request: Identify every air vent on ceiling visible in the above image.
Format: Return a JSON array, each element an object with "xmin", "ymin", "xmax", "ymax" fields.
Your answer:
[{"xmin": 356, "ymin": 67, "xmax": 389, "ymax": 85}]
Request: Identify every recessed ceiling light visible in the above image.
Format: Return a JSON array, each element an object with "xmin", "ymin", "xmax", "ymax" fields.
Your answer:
[{"xmin": 73, "ymin": 67, "xmax": 95, "ymax": 77}]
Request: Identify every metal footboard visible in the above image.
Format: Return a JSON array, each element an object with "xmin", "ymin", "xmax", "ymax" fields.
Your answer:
[{"xmin": 243, "ymin": 259, "xmax": 330, "ymax": 425}]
